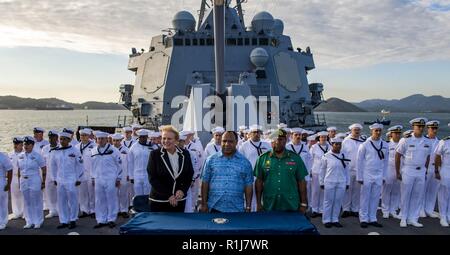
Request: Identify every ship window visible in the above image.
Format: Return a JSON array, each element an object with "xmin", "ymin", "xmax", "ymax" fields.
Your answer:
[
  {"xmin": 206, "ymin": 38, "xmax": 214, "ymax": 45},
  {"xmin": 259, "ymin": 38, "xmax": 269, "ymax": 46},
  {"xmin": 200, "ymin": 38, "xmax": 205, "ymax": 46},
  {"xmin": 193, "ymin": 39, "xmax": 198, "ymax": 46},
  {"xmin": 237, "ymin": 38, "xmax": 243, "ymax": 46},
  {"xmin": 174, "ymin": 38, "xmax": 183, "ymax": 46},
  {"xmin": 244, "ymin": 38, "xmax": 250, "ymax": 45},
  {"xmin": 185, "ymin": 38, "xmax": 191, "ymax": 46},
  {"xmin": 252, "ymin": 38, "xmax": 258, "ymax": 45},
  {"xmin": 227, "ymin": 38, "xmax": 237, "ymax": 45}
]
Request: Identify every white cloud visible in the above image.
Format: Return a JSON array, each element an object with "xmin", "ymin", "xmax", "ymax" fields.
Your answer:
[{"xmin": 1, "ymin": 0, "xmax": 450, "ymax": 68}]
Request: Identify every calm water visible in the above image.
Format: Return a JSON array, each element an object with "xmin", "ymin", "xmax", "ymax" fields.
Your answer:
[{"xmin": 0, "ymin": 110, "xmax": 449, "ymax": 153}]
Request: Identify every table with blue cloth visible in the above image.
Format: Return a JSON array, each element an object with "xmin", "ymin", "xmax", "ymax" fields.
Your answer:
[{"xmin": 119, "ymin": 212, "xmax": 319, "ymax": 235}]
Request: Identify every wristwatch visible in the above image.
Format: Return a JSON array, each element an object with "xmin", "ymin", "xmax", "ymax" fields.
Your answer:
[
  {"xmin": 300, "ymin": 203, "xmax": 308, "ymax": 207},
  {"xmin": 245, "ymin": 206, "xmax": 251, "ymax": 210}
]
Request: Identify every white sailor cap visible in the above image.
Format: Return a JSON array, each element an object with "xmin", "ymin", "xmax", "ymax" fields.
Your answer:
[
  {"xmin": 317, "ymin": 131, "xmax": 328, "ymax": 137},
  {"xmin": 249, "ymin": 125, "xmax": 263, "ymax": 132},
  {"xmin": 23, "ymin": 136, "xmax": 35, "ymax": 144},
  {"xmin": 180, "ymin": 130, "xmax": 195, "ymax": 136},
  {"xmin": 348, "ymin": 123, "xmax": 363, "ymax": 130},
  {"xmin": 79, "ymin": 128, "xmax": 92, "ymax": 135},
  {"xmin": 212, "ymin": 127, "xmax": 225, "ymax": 134},
  {"xmin": 136, "ymin": 129, "xmax": 149, "ymax": 137},
  {"xmin": 123, "ymin": 126, "xmax": 133, "ymax": 132},
  {"xmin": 62, "ymin": 128, "xmax": 74, "ymax": 134},
  {"xmin": 33, "ymin": 127, "xmax": 45, "ymax": 133},
  {"xmin": 426, "ymin": 120, "xmax": 440, "ymax": 128},
  {"xmin": 388, "ymin": 125, "xmax": 403, "ymax": 133},
  {"xmin": 13, "ymin": 136, "xmax": 24, "ymax": 144},
  {"xmin": 330, "ymin": 137, "xmax": 343, "ymax": 144},
  {"xmin": 409, "ymin": 117, "xmax": 428, "ymax": 126},
  {"xmin": 301, "ymin": 129, "xmax": 311, "ymax": 135},
  {"xmin": 243, "ymin": 129, "xmax": 250, "ymax": 134},
  {"xmin": 369, "ymin": 123, "xmax": 384, "ymax": 130},
  {"xmin": 131, "ymin": 124, "xmax": 142, "ymax": 129},
  {"xmin": 179, "ymin": 134, "xmax": 187, "ymax": 141},
  {"xmin": 48, "ymin": 130, "xmax": 59, "ymax": 137},
  {"xmin": 59, "ymin": 132, "xmax": 72, "ymax": 139},
  {"xmin": 307, "ymin": 130, "xmax": 315, "ymax": 135},
  {"xmin": 111, "ymin": 133, "xmax": 124, "ymax": 140},
  {"xmin": 263, "ymin": 129, "xmax": 272, "ymax": 135},
  {"xmin": 307, "ymin": 134, "xmax": 317, "ymax": 141},
  {"xmin": 336, "ymin": 133, "xmax": 347, "ymax": 139},
  {"xmin": 94, "ymin": 131, "xmax": 109, "ymax": 138},
  {"xmin": 268, "ymin": 129, "xmax": 288, "ymax": 141},
  {"xmin": 283, "ymin": 128, "xmax": 291, "ymax": 133},
  {"xmin": 277, "ymin": 123, "xmax": 288, "ymax": 129},
  {"xmin": 238, "ymin": 126, "xmax": 247, "ymax": 131},
  {"xmin": 326, "ymin": 126, "xmax": 337, "ymax": 132},
  {"xmin": 290, "ymin": 128, "xmax": 303, "ymax": 134},
  {"xmin": 403, "ymin": 130, "xmax": 413, "ymax": 136},
  {"xmin": 148, "ymin": 131, "xmax": 159, "ymax": 138}
]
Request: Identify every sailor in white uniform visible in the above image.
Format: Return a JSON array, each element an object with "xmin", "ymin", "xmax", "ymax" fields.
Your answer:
[
  {"xmin": 421, "ymin": 120, "xmax": 441, "ymax": 218},
  {"xmin": 0, "ymin": 150, "xmax": 13, "ymax": 230},
  {"xmin": 307, "ymin": 133, "xmax": 317, "ymax": 148},
  {"xmin": 396, "ymin": 117, "xmax": 432, "ymax": 228},
  {"xmin": 434, "ymin": 123, "xmax": 450, "ymax": 227},
  {"xmin": 129, "ymin": 129, "xmax": 154, "ymax": 196},
  {"xmin": 181, "ymin": 130, "xmax": 204, "ymax": 211},
  {"xmin": 50, "ymin": 132, "xmax": 84, "ymax": 229},
  {"xmin": 17, "ymin": 136, "xmax": 47, "ymax": 229},
  {"xmin": 320, "ymin": 137, "xmax": 350, "ymax": 228},
  {"xmin": 357, "ymin": 123, "xmax": 388, "ymax": 228},
  {"xmin": 8, "ymin": 137, "xmax": 25, "ymax": 220},
  {"xmin": 178, "ymin": 134, "xmax": 202, "ymax": 212},
  {"xmin": 327, "ymin": 126, "xmax": 337, "ymax": 142},
  {"xmin": 76, "ymin": 128, "xmax": 96, "ymax": 217},
  {"xmin": 204, "ymin": 127, "xmax": 225, "ymax": 158},
  {"xmin": 32, "ymin": 127, "xmax": 50, "ymax": 154},
  {"xmin": 121, "ymin": 126, "xmax": 135, "ymax": 149},
  {"xmin": 91, "ymin": 131, "xmax": 122, "ymax": 228},
  {"xmin": 41, "ymin": 130, "xmax": 59, "ymax": 219},
  {"xmin": 310, "ymin": 131, "xmax": 329, "ymax": 217},
  {"xmin": 62, "ymin": 128, "xmax": 79, "ymax": 146},
  {"xmin": 131, "ymin": 124, "xmax": 142, "ymax": 141},
  {"xmin": 239, "ymin": 125, "xmax": 271, "ymax": 211},
  {"xmin": 111, "ymin": 133, "xmax": 131, "ymax": 218},
  {"xmin": 381, "ymin": 125, "xmax": 403, "ymax": 219},
  {"xmin": 287, "ymin": 128, "xmax": 312, "ymax": 208}
]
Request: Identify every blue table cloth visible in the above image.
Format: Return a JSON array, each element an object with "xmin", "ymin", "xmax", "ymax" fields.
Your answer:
[{"xmin": 119, "ymin": 212, "xmax": 319, "ymax": 235}]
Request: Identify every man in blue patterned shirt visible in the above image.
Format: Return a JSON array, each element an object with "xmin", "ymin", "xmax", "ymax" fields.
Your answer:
[{"xmin": 200, "ymin": 131, "xmax": 254, "ymax": 213}]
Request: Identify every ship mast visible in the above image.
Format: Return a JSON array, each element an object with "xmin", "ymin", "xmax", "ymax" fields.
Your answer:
[{"xmin": 213, "ymin": 0, "xmax": 226, "ymax": 128}]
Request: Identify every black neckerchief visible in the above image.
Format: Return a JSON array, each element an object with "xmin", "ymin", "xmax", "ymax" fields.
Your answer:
[
  {"xmin": 290, "ymin": 143, "xmax": 304, "ymax": 156},
  {"xmin": 213, "ymin": 144, "xmax": 220, "ymax": 152},
  {"xmin": 250, "ymin": 140, "xmax": 263, "ymax": 156},
  {"xmin": 187, "ymin": 142, "xmax": 192, "ymax": 149},
  {"xmin": 118, "ymin": 146, "xmax": 123, "ymax": 152},
  {"xmin": 369, "ymin": 140, "xmax": 385, "ymax": 160},
  {"xmin": 331, "ymin": 153, "xmax": 351, "ymax": 168},
  {"xmin": 351, "ymin": 137, "xmax": 366, "ymax": 143},
  {"xmin": 50, "ymin": 145, "xmax": 72, "ymax": 152},
  {"xmin": 124, "ymin": 139, "xmax": 134, "ymax": 148},
  {"xmin": 80, "ymin": 141, "xmax": 92, "ymax": 155},
  {"xmin": 92, "ymin": 144, "xmax": 113, "ymax": 157},
  {"xmin": 318, "ymin": 144, "xmax": 329, "ymax": 154}
]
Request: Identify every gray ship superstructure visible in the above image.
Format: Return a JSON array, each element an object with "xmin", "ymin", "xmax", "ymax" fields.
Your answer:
[{"xmin": 120, "ymin": 0, "xmax": 326, "ymax": 144}]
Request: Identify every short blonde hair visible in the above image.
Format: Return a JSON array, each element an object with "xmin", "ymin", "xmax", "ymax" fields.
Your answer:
[{"xmin": 160, "ymin": 125, "xmax": 179, "ymax": 140}]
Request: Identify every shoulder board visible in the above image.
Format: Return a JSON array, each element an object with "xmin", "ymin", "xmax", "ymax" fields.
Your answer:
[{"xmin": 444, "ymin": 136, "xmax": 450, "ymax": 141}]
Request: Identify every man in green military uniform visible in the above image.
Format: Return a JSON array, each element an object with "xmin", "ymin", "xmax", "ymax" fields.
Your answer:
[{"xmin": 254, "ymin": 129, "xmax": 309, "ymax": 213}]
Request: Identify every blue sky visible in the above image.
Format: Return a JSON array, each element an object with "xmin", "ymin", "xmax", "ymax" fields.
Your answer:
[{"xmin": 0, "ymin": 0, "xmax": 449, "ymax": 103}]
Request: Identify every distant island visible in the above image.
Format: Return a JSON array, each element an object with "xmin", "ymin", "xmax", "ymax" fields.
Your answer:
[
  {"xmin": 0, "ymin": 96, "xmax": 126, "ymax": 110},
  {"xmin": 315, "ymin": 97, "xmax": 366, "ymax": 112}
]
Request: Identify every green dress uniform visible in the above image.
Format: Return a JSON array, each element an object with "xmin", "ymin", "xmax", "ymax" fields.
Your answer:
[{"xmin": 254, "ymin": 149, "xmax": 308, "ymax": 211}]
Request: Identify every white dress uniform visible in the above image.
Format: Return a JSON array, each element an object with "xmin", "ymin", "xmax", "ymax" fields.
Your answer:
[
  {"xmin": 41, "ymin": 144, "xmax": 59, "ymax": 216},
  {"xmin": 286, "ymin": 141, "xmax": 313, "ymax": 208},
  {"xmin": 129, "ymin": 142, "xmax": 154, "ymax": 196},
  {"xmin": 8, "ymin": 151, "xmax": 24, "ymax": 218},
  {"xmin": 396, "ymin": 135, "xmax": 432, "ymax": 224},
  {"xmin": 422, "ymin": 135, "xmax": 440, "ymax": 216},
  {"xmin": 33, "ymin": 139, "xmax": 50, "ymax": 155},
  {"xmin": 117, "ymin": 145, "xmax": 131, "ymax": 214},
  {"xmin": 310, "ymin": 142, "xmax": 330, "ymax": 214},
  {"xmin": 342, "ymin": 136, "xmax": 365, "ymax": 213},
  {"xmin": 184, "ymin": 149, "xmax": 202, "ymax": 212},
  {"xmin": 356, "ymin": 137, "xmax": 389, "ymax": 223},
  {"xmin": 320, "ymin": 151, "xmax": 350, "ymax": 224},
  {"xmin": 204, "ymin": 142, "xmax": 221, "ymax": 158},
  {"xmin": 0, "ymin": 152, "xmax": 13, "ymax": 229},
  {"xmin": 239, "ymin": 139, "xmax": 271, "ymax": 211},
  {"xmin": 381, "ymin": 140, "xmax": 401, "ymax": 216},
  {"xmin": 17, "ymin": 150, "xmax": 46, "ymax": 227},
  {"xmin": 122, "ymin": 138, "xmax": 136, "ymax": 206},
  {"xmin": 50, "ymin": 146, "xmax": 84, "ymax": 224},
  {"xmin": 91, "ymin": 144, "xmax": 122, "ymax": 224},
  {"xmin": 75, "ymin": 140, "xmax": 96, "ymax": 215},
  {"xmin": 435, "ymin": 137, "xmax": 450, "ymax": 225}
]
